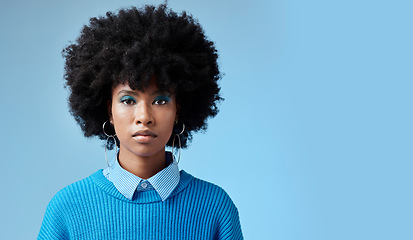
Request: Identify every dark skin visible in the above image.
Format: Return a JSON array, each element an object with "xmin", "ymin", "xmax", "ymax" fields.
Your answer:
[{"xmin": 108, "ymin": 80, "xmax": 178, "ymax": 179}]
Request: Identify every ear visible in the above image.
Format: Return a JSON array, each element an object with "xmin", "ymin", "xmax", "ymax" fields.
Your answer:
[{"xmin": 107, "ymin": 99, "xmax": 113, "ymax": 123}]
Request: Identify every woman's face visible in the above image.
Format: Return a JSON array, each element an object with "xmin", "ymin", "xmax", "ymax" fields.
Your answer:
[{"xmin": 109, "ymin": 81, "xmax": 177, "ymax": 159}]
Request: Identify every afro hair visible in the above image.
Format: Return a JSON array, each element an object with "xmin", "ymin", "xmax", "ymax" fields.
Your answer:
[{"xmin": 63, "ymin": 4, "xmax": 222, "ymax": 149}]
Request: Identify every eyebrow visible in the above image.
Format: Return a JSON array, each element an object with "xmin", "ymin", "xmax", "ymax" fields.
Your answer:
[
  {"xmin": 117, "ymin": 90, "xmax": 137, "ymax": 96},
  {"xmin": 117, "ymin": 89, "xmax": 172, "ymax": 97}
]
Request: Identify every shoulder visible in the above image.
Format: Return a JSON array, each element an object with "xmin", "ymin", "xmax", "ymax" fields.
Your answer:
[
  {"xmin": 181, "ymin": 171, "xmax": 238, "ymax": 210},
  {"xmin": 46, "ymin": 171, "xmax": 101, "ymax": 210},
  {"xmin": 192, "ymin": 174, "xmax": 232, "ymax": 199},
  {"xmin": 180, "ymin": 170, "xmax": 228, "ymax": 194},
  {"xmin": 38, "ymin": 171, "xmax": 102, "ymax": 239}
]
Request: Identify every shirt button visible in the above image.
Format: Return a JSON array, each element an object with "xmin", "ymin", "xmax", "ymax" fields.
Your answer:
[{"xmin": 141, "ymin": 182, "xmax": 148, "ymax": 188}]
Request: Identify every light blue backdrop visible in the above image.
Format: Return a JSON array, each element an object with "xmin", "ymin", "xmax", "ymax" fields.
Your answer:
[{"xmin": 1, "ymin": 0, "xmax": 412, "ymax": 239}]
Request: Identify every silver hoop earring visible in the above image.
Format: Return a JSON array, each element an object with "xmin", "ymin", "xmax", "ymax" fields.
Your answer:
[
  {"xmin": 103, "ymin": 121, "xmax": 118, "ymax": 167},
  {"xmin": 172, "ymin": 122, "xmax": 185, "ymax": 163}
]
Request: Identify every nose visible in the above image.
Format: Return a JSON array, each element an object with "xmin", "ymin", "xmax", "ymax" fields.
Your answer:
[{"xmin": 135, "ymin": 102, "xmax": 154, "ymax": 125}]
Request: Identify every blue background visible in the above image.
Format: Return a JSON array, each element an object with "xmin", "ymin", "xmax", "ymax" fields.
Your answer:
[{"xmin": 1, "ymin": 0, "xmax": 412, "ymax": 239}]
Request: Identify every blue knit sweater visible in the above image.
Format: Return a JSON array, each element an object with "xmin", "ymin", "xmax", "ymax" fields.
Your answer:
[{"xmin": 38, "ymin": 170, "xmax": 243, "ymax": 239}]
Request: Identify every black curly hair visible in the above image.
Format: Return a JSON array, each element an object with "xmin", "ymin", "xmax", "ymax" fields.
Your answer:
[{"xmin": 63, "ymin": 4, "xmax": 222, "ymax": 149}]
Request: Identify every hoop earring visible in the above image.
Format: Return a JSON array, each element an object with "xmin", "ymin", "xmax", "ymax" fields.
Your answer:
[
  {"xmin": 172, "ymin": 122, "xmax": 185, "ymax": 163},
  {"xmin": 103, "ymin": 121, "xmax": 118, "ymax": 167}
]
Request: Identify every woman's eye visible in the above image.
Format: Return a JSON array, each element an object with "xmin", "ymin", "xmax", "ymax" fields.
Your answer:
[
  {"xmin": 120, "ymin": 96, "xmax": 136, "ymax": 105},
  {"xmin": 153, "ymin": 96, "xmax": 171, "ymax": 105},
  {"xmin": 154, "ymin": 99, "xmax": 167, "ymax": 105},
  {"xmin": 123, "ymin": 99, "xmax": 134, "ymax": 105}
]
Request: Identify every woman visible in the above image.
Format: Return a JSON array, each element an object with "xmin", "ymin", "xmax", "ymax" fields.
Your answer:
[{"xmin": 38, "ymin": 4, "xmax": 243, "ymax": 240}]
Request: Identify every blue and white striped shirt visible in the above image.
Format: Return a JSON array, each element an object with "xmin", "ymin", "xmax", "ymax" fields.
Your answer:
[{"xmin": 102, "ymin": 151, "xmax": 180, "ymax": 201}]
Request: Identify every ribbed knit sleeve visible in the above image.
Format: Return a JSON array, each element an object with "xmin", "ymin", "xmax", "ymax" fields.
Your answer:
[
  {"xmin": 187, "ymin": 178, "xmax": 242, "ymax": 240},
  {"xmin": 38, "ymin": 187, "xmax": 71, "ymax": 239},
  {"xmin": 37, "ymin": 170, "xmax": 243, "ymax": 240},
  {"xmin": 214, "ymin": 190, "xmax": 243, "ymax": 240}
]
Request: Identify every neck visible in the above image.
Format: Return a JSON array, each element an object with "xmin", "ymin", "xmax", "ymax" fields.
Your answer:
[{"xmin": 117, "ymin": 148, "xmax": 166, "ymax": 179}]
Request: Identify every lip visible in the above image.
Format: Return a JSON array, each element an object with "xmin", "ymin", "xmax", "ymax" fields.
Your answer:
[{"xmin": 132, "ymin": 129, "xmax": 157, "ymax": 143}]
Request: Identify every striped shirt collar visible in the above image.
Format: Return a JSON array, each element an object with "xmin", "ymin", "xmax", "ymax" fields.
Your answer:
[{"xmin": 102, "ymin": 151, "xmax": 180, "ymax": 201}]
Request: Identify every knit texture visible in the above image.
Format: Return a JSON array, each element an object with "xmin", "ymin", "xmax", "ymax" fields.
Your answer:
[{"xmin": 38, "ymin": 170, "xmax": 243, "ymax": 240}]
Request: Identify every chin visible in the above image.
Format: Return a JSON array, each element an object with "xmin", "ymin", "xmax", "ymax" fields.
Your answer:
[
  {"xmin": 119, "ymin": 139, "xmax": 167, "ymax": 159},
  {"xmin": 131, "ymin": 146, "xmax": 165, "ymax": 158}
]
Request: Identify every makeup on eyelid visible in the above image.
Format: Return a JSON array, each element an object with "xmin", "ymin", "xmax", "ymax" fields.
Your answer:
[
  {"xmin": 120, "ymin": 96, "xmax": 136, "ymax": 103},
  {"xmin": 154, "ymin": 95, "xmax": 171, "ymax": 102},
  {"xmin": 120, "ymin": 95, "xmax": 171, "ymax": 104}
]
